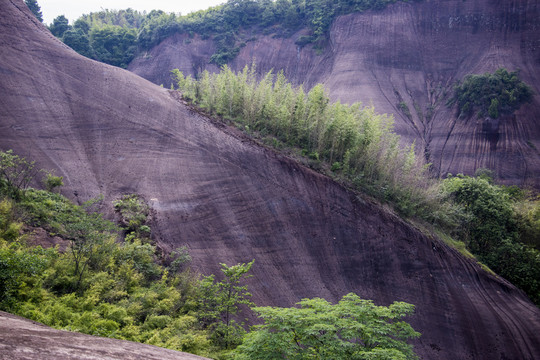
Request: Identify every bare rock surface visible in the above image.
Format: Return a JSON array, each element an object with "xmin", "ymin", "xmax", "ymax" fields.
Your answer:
[
  {"xmin": 129, "ymin": 0, "xmax": 540, "ymax": 187},
  {"xmin": 1, "ymin": 1, "xmax": 540, "ymax": 359},
  {"xmin": 0, "ymin": 311, "xmax": 209, "ymax": 360}
]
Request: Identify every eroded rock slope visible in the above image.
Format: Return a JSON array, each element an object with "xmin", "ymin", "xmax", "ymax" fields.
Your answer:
[
  {"xmin": 1, "ymin": 1, "xmax": 540, "ymax": 359},
  {"xmin": 0, "ymin": 312, "xmax": 209, "ymax": 360},
  {"xmin": 129, "ymin": 0, "xmax": 540, "ymax": 187}
]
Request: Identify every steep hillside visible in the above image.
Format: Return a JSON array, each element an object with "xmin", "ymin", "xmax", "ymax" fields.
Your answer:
[
  {"xmin": 129, "ymin": 0, "xmax": 540, "ymax": 187},
  {"xmin": 0, "ymin": 312, "xmax": 209, "ymax": 360},
  {"xmin": 1, "ymin": 1, "xmax": 540, "ymax": 359}
]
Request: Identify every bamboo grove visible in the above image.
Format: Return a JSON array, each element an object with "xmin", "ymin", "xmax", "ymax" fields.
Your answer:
[{"xmin": 172, "ymin": 65, "xmax": 447, "ymax": 225}]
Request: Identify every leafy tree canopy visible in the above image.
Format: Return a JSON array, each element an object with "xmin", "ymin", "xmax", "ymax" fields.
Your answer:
[
  {"xmin": 448, "ymin": 68, "xmax": 533, "ymax": 119},
  {"xmin": 54, "ymin": 0, "xmax": 419, "ymax": 67},
  {"xmin": 442, "ymin": 173, "xmax": 540, "ymax": 304},
  {"xmin": 234, "ymin": 293, "xmax": 420, "ymax": 360},
  {"xmin": 25, "ymin": 0, "xmax": 43, "ymax": 22},
  {"xmin": 49, "ymin": 15, "xmax": 71, "ymax": 38}
]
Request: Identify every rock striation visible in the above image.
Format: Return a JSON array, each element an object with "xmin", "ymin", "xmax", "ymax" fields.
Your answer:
[
  {"xmin": 1, "ymin": 0, "xmax": 539, "ymax": 359},
  {"xmin": 129, "ymin": 0, "xmax": 540, "ymax": 187}
]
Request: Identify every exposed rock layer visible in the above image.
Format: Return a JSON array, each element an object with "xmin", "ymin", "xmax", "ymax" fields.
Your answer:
[
  {"xmin": 1, "ymin": 1, "xmax": 540, "ymax": 359},
  {"xmin": 0, "ymin": 312, "xmax": 209, "ymax": 360},
  {"xmin": 129, "ymin": 0, "xmax": 540, "ymax": 187}
]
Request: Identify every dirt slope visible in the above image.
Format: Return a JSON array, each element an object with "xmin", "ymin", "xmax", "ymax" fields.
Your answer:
[
  {"xmin": 1, "ymin": 1, "xmax": 540, "ymax": 359},
  {"xmin": 0, "ymin": 312, "xmax": 209, "ymax": 360},
  {"xmin": 129, "ymin": 0, "xmax": 540, "ymax": 187}
]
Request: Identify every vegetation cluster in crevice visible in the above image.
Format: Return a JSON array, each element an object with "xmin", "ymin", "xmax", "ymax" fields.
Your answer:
[{"xmin": 447, "ymin": 68, "xmax": 534, "ymax": 119}]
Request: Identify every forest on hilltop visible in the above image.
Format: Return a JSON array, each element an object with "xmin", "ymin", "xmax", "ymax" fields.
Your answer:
[{"xmin": 44, "ymin": 0, "xmax": 420, "ymax": 68}]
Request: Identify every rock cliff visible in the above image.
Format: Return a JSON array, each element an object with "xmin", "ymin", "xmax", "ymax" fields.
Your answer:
[
  {"xmin": 1, "ymin": 0, "xmax": 540, "ymax": 359},
  {"xmin": 129, "ymin": 0, "xmax": 540, "ymax": 187}
]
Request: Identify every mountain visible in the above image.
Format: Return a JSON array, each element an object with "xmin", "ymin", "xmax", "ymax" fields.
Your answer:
[
  {"xmin": 1, "ymin": 0, "xmax": 540, "ymax": 359},
  {"xmin": 0, "ymin": 311, "xmax": 209, "ymax": 359},
  {"xmin": 129, "ymin": 0, "xmax": 540, "ymax": 187}
]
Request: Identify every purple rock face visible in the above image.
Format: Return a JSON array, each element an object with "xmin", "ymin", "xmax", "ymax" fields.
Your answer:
[{"xmin": 1, "ymin": 1, "xmax": 539, "ymax": 359}]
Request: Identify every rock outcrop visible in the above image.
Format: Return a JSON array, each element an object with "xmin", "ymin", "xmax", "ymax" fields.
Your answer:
[
  {"xmin": 1, "ymin": 1, "xmax": 540, "ymax": 359},
  {"xmin": 0, "ymin": 312, "xmax": 209, "ymax": 360},
  {"xmin": 129, "ymin": 0, "xmax": 540, "ymax": 187}
]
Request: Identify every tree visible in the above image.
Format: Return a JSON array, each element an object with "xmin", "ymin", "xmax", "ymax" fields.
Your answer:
[
  {"xmin": 62, "ymin": 28, "xmax": 93, "ymax": 58},
  {"xmin": 0, "ymin": 241, "xmax": 50, "ymax": 310},
  {"xmin": 449, "ymin": 68, "xmax": 533, "ymax": 119},
  {"xmin": 89, "ymin": 25, "xmax": 137, "ymax": 68},
  {"xmin": 441, "ymin": 174, "xmax": 540, "ymax": 305},
  {"xmin": 50, "ymin": 15, "xmax": 71, "ymax": 38},
  {"xmin": 113, "ymin": 194, "xmax": 150, "ymax": 239},
  {"xmin": 65, "ymin": 213, "xmax": 113, "ymax": 291},
  {"xmin": 234, "ymin": 293, "xmax": 420, "ymax": 360},
  {"xmin": 0, "ymin": 150, "xmax": 37, "ymax": 199},
  {"xmin": 198, "ymin": 260, "xmax": 254, "ymax": 349},
  {"xmin": 441, "ymin": 174, "xmax": 516, "ymax": 255},
  {"xmin": 25, "ymin": 0, "xmax": 43, "ymax": 22}
]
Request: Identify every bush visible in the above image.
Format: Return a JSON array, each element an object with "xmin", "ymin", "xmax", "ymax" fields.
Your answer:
[
  {"xmin": 442, "ymin": 174, "xmax": 540, "ymax": 304},
  {"xmin": 448, "ymin": 68, "xmax": 533, "ymax": 119},
  {"xmin": 44, "ymin": 172, "xmax": 63, "ymax": 192},
  {"xmin": 113, "ymin": 194, "xmax": 151, "ymax": 238}
]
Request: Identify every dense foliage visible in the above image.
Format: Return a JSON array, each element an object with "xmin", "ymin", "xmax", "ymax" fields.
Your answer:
[
  {"xmin": 49, "ymin": 10, "xmax": 140, "ymax": 68},
  {"xmin": 173, "ymin": 66, "xmax": 540, "ymax": 306},
  {"xmin": 448, "ymin": 68, "xmax": 533, "ymax": 119},
  {"xmin": 51, "ymin": 0, "xmax": 419, "ymax": 67},
  {"xmin": 0, "ymin": 151, "xmax": 254, "ymax": 357},
  {"xmin": 25, "ymin": 0, "xmax": 43, "ymax": 22},
  {"xmin": 173, "ymin": 65, "xmax": 451, "ymax": 226},
  {"xmin": 0, "ymin": 150, "xmax": 420, "ymax": 358},
  {"xmin": 441, "ymin": 173, "xmax": 540, "ymax": 305},
  {"xmin": 235, "ymin": 293, "xmax": 420, "ymax": 359}
]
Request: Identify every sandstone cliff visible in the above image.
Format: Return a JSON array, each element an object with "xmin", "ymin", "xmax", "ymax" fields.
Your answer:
[
  {"xmin": 1, "ymin": 0, "xmax": 540, "ymax": 359},
  {"xmin": 129, "ymin": 0, "xmax": 540, "ymax": 187}
]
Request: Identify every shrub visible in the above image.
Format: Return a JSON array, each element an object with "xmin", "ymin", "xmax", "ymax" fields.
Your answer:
[{"xmin": 448, "ymin": 68, "xmax": 533, "ymax": 119}]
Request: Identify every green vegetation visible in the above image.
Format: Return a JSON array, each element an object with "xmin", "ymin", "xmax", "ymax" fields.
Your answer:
[
  {"xmin": 0, "ymin": 150, "xmax": 420, "ymax": 358},
  {"xmin": 50, "ymin": 10, "xmax": 140, "ymax": 68},
  {"xmin": 0, "ymin": 150, "xmax": 248, "ymax": 357},
  {"xmin": 0, "ymin": 149, "xmax": 38, "ymax": 199},
  {"xmin": 24, "ymin": 0, "xmax": 43, "ymax": 23},
  {"xmin": 113, "ymin": 194, "xmax": 151, "ymax": 239},
  {"xmin": 173, "ymin": 66, "xmax": 540, "ymax": 306},
  {"xmin": 51, "ymin": 0, "xmax": 419, "ymax": 68},
  {"xmin": 235, "ymin": 293, "xmax": 420, "ymax": 360},
  {"xmin": 44, "ymin": 171, "xmax": 63, "ymax": 192},
  {"xmin": 173, "ymin": 65, "xmax": 450, "ymax": 226},
  {"xmin": 199, "ymin": 261, "xmax": 255, "ymax": 350},
  {"xmin": 448, "ymin": 68, "xmax": 534, "ymax": 119},
  {"xmin": 441, "ymin": 173, "xmax": 540, "ymax": 304}
]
